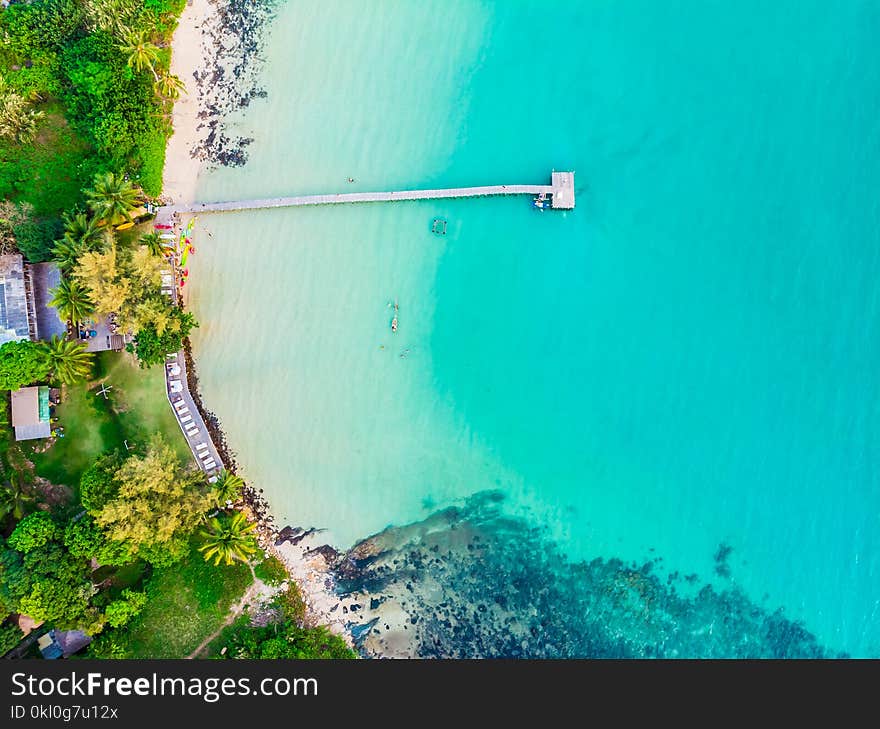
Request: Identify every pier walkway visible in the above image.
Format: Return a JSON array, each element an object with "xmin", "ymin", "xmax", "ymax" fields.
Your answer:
[
  {"xmin": 168, "ymin": 171, "xmax": 575, "ymax": 216},
  {"xmin": 164, "ymin": 350, "xmax": 223, "ymax": 480},
  {"xmin": 158, "ymin": 170, "xmax": 573, "ymax": 473}
]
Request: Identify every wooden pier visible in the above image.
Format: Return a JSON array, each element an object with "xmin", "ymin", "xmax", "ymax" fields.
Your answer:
[{"xmin": 168, "ymin": 171, "xmax": 575, "ymax": 216}]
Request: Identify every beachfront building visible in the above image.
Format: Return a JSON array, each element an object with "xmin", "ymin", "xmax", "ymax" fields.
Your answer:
[
  {"xmin": 10, "ymin": 385, "xmax": 51, "ymax": 441},
  {"xmin": 36, "ymin": 629, "xmax": 92, "ymax": 659},
  {"xmin": 0, "ymin": 253, "xmax": 129, "ymax": 351},
  {"xmin": 0, "ymin": 254, "xmax": 72, "ymax": 344},
  {"xmin": 30, "ymin": 262, "xmax": 68, "ymax": 341},
  {"xmin": 0, "ymin": 253, "xmax": 35, "ymax": 344}
]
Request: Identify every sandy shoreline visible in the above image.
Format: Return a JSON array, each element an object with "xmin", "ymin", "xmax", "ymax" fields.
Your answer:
[
  {"xmin": 161, "ymin": 0, "xmax": 355, "ymax": 649},
  {"xmin": 161, "ymin": 0, "xmax": 212, "ymax": 207}
]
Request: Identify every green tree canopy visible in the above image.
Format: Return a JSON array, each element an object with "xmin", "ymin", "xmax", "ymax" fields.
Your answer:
[
  {"xmin": 129, "ymin": 308, "xmax": 197, "ymax": 367},
  {"xmin": 0, "ymin": 542, "xmax": 98, "ymax": 629},
  {"xmin": 103, "ymin": 588, "xmax": 147, "ymax": 628},
  {"xmin": 63, "ymin": 515, "xmax": 132, "ymax": 566},
  {"xmin": 0, "ymin": 340, "xmax": 52, "ymax": 390},
  {"xmin": 155, "ymin": 72, "xmax": 185, "ymax": 100},
  {"xmin": 0, "ymin": 623, "xmax": 24, "ymax": 657},
  {"xmin": 79, "ymin": 453, "xmax": 121, "ymax": 512},
  {"xmin": 93, "ymin": 436, "xmax": 212, "ymax": 564},
  {"xmin": 73, "ymin": 241, "xmax": 131, "ymax": 319},
  {"xmin": 7, "ymin": 511, "xmax": 59, "ymax": 553},
  {"xmin": 1, "ymin": 0, "xmax": 83, "ymax": 58},
  {"xmin": 52, "ymin": 211, "xmax": 105, "ymax": 273},
  {"xmin": 222, "ymin": 619, "xmax": 356, "ymax": 660},
  {"xmin": 139, "ymin": 231, "xmax": 166, "ymax": 257},
  {"xmin": 118, "ymin": 31, "xmax": 160, "ymax": 81},
  {"xmin": 0, "ymin": 81, "xmax": 45, "ymax": 145}
]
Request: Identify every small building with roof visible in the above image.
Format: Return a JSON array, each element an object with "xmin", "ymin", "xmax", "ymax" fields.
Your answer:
[
  {"xmin": 0, "ymin": 253, "xmax": 35, "ymax": 344},
  {"xmin": 37, "ymin": 629, "xmax": 92, "ymax": 659},
  {"xmin": 10, "ymin": 385, "xmax": 51, "ymax": 440},
  {"xmin": 0, "ymin": 254, "xmax": 70, "ymax": 344},
  {"xmin": 30, "ymin": 262, "xmax": 67, "ymax": 341}
]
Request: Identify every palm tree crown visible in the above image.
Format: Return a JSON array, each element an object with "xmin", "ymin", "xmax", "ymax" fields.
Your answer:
[
  {"xmin": 52, "ymin": 238, "xmax": 89, "ymax": 274},
  {"xmin": 139, "ymin": 231, "xmax": 167, "ymax": 257},
  {"xmin": 46, "ymin": 335, "xmax": 94, "ymax": 385},
  {"xmin": 49, "ymin": 278, "xmax": 95, "ymax": 327},
  {"xmin": 85, "ymin": 172, "xmax": 140, "ymax": 227},
  {"xmin": 0, "ymin": 91, "xmax": 44, "ymax": 144},
  {"xmin": 156, "ymin": 73, "xmax": 186, "ymax": 100},
  {"xmin": 119, "ymin": 32, "xmax": 160, "ymax": 81},
  {"xmin": 198, "ymin": 511, "xmax": 259, "ymax": 566},
  {"xmin": 62, "ymin": 211, "xmax": 104, "ymax": 249},
  {"xmin": 211, "ymin": 470, "xmax": 244, "ymax": 506}
]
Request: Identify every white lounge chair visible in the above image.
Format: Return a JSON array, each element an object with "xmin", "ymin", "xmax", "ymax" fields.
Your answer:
[
  {"xmin": 180, "ymin": 415, "xmax": 193, "ymax": 424},
  {"xmin": 195, "ymin": 442, "xmax": 208, "ymax": 451},
  {"xmin": 200, "ymin": 452, "xmax": 212, "ymax": 461},
  {"xmin": 203, "ymin": 459, "xmax": 217, "ymax": 469},
  {"xmin": 186, "ymin": 428, "xmax": 199, "ymax": 437},
  {"xmin": 208, "ymin": 476, "xmax": 218, "ymax": 484}
]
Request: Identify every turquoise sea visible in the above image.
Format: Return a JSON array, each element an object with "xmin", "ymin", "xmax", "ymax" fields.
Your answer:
[{"xmin": 188, "ymin": 0, "xmax": 880, "ymax": 656}]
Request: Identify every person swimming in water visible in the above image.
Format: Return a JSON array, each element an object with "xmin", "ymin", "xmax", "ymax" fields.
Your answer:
[{"xmin": 348, "ymin": 177, "xmax": 355, "ymax": 183}]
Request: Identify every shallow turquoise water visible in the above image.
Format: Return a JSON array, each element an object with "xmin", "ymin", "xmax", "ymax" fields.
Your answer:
[{"xmin": 189, "ymin": 0, "xmax": 880, "ymax": 655}]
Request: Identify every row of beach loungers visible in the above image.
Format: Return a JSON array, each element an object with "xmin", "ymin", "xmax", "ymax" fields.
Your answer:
[
  {"xmin": 161, "ymin": 269, "xmax": 174, "ymax": 297},
  {"xmin": 167, "ymin": 352, "xmax": 219, "ymax": 480}
]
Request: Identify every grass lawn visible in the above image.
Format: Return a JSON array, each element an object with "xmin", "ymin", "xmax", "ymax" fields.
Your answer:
[
  {"xmin": 115, "ymin": 545, "xmax": 253, "ymax": 658},
  {"xmin": 28, "ymin": 351, "xmax": 192, "ymax": 488}
]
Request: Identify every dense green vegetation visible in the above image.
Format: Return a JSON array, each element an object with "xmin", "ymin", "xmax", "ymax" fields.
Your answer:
[
  {"xmin": 1, "ymin": 0, "xmax": 187, "ymax": 210},
  {"xmin": 253, "ymin": 555, "xmax": 288, "ymax": 587},
  {"xmin": 0, "ymin": 341, "xmax": 52, "ymax": 390},
  {"xmin": 0, "ymin": 336, "xmax": 93, "ymax": 391},
  {"xmin": 212, "ymin": 585, "xmax": 357, "ymax": 660}
]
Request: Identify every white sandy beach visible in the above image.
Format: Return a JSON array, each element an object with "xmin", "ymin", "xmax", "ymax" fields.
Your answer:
[{"xmin": 160, "ymin": 0, "xmax": 212, "ymax": 207}]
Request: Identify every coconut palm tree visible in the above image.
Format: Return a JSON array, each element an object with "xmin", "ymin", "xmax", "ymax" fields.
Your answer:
[
  {"xmin": 155, "ymin": 73, "xmax": 186, "ymax": 100},
  {"xmin": 85, "ymin": 172, "xmax": 140, "ymax": 227},
  {"xmin": 139, "ymin": 231, "xmax": 166, "ymax": 257},
  {"xmin": 49, "ymin": 278, "xmax": 95, "ymax": 328},
  {"xmin": 53, "ymin": 212, "xmax": 105, "ymax": 271},
  {"xmin": 1, "ymin": 474, "xmax": 36, "ymax": 522},
  {"xmin": 46, "ymin": 335, "xmax": 94, "ymax": 385},
  {"xmin": 83, "ymin": 0, "xmax": 140, "ymax": 39},
  {"xmin": 52, "ymin": 238, "xmax": 88, "ymax": 274},
  {"xmin": 211, "ymin": 470, "xmax": 244, "ymax": 507},
  {"xmin": 198, "ymin": 511, "xmax": 259, "ymax": 566},
  {"xmin": 0, "ymin": 90, "xmax": 44, "ymax": 144},
  {"xmin": 62, "ymin": 211, "xmax": 104, "ymax": 249},
  {"xmin": 119, "ymin": 31, "xmax": 160, "ymax": 81}
]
